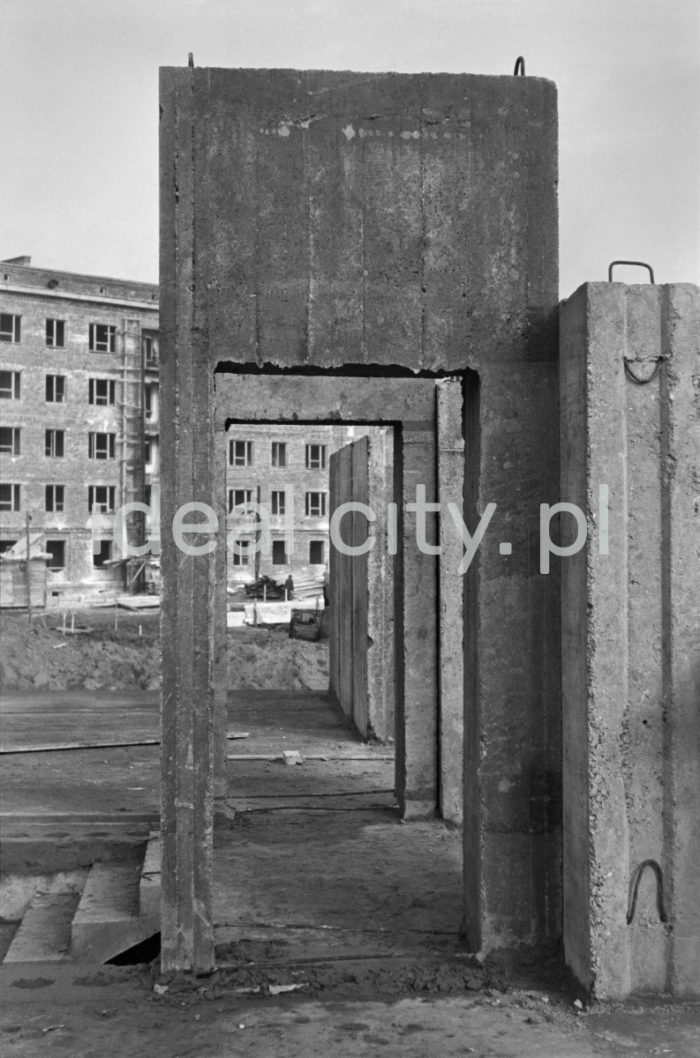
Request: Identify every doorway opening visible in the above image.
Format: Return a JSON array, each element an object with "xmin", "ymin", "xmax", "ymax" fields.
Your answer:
[{"xmin": 211, "ymin": 371, "xmax": 469, "ymax": 974}]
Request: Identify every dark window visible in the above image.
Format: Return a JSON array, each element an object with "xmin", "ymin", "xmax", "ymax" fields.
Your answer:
[
  {"xmin": 229, "ymin": 440, "xmax": 253, "ymax": 467},
  {"xmin": 93, "ymin": 539, "xmax": 112, "ymax": 567},
  {"xmin": 305, "ymin": 491, "xmax": 326, "ymax": 517},
  {"xmin": 144, "ymin": 384, "xmax": 156, "ymax": 420},
  {"xmin": 46, "ymin": 539, "xmax": 66, "ymax": 571},
  {"xmin": 0, "ymin": 484, "xmax": 20, "ymax": 511},
  {"xmin": 271, "ymin": 540, "xmax": 288, "ymax": 565},
  {"xmin": 45, "ymin": 484, "xmax": 65, "ymax": 513},
  {"xmin": 89, "ymin": 378, "xmax": 116, "ymax": 405},
  {"xmin": 271, "ymin": 442, "xmax": 287, "ymax": 467},
  {"xmin": 88, "ymin": 485, "xmax": 116, "ymax": 513},
  {"xmin": 0, "ymin": 314, "xmax": 21, "ymax": 343},
  {"xmin": 89, "ymin": 322, "xmax": 116, "ymax": 353},
  {"xmin": 305, "ymin": 443, "xmax": 327, "ymax": 469},
  {"xmin": 143, "ymin": 331, "xmax": 158, "ymax": 365},
  {"xmin": 228, "ymin": 488, "xmax": 253, "ymax": 514},
  {"xmin": 46, "ymin": 319, "xmax": 65, "ymax": 347},
  {"xmin": 271, "ymin": 490, "xmax": 286, "ymax": 516},
  {"xmin": 46, "ymin": 375, "xmax": 66, "ymax": 402},
  {"xmin": 0, "ymin": 370, "xmax": 21, "ymax": 399},
  {"xmin": 309, "ymin": 540, "xmax": 325, "ymax": 565},
  {"xmin": 232, "ymin": 542, "xmax": 250, "ymax": 566},
  {"xmin": 0, "ymin": 539, "xmax": 17, "ymax": 554},
  {"xmin": 0, "ymin": 427, "xmax": 20, "ymax": 456},
  {"xmin": 89, "ymin": 432, "xmax": 116, "ymax": 459},
  {"xmin": 45, "ymin": 429, "xmax": 65, "ymax": 457}
]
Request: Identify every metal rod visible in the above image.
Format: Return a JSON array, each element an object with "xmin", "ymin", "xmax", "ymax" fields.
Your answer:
[
  {"xmin": 626, "ymin": 858, "xmax": 668, "ymax": 924},
  {"xmin": 608, "ymin": 260, "xmax": 655, "ymax": 284}
]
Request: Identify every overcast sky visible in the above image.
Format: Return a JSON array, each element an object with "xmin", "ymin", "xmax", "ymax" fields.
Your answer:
[{"xmin": 2, "ymin": 0, "xmax": 698, "ymax": 296}]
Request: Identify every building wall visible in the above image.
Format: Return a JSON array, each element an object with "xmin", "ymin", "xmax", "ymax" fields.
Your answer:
[
  {"xmin": 0, "ymin": 259, "xmax": 159, "ymax": 601},
  {"xmin": 224, "ymin": 422, "xmax": 367, "ymax": 583}
]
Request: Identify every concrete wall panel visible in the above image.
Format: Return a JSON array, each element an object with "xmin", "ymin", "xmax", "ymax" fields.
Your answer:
[
  {"xmin": 560, "ymin": 282, "xmax": 700, "ymax": 998},
  {"xmin": 179, "ymin": 67, "xmax": 558, "ymax": 372},
  {"xmin": 160, "ymin": 64, "xmax": 559, "ymax": 970}
]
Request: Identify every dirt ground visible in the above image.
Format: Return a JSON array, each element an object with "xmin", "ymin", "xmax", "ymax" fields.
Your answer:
[
  {"xmin": 1, "ymin": 965, "xmax": 699, "ymax": 1058},
  {"xmin": 2, "ymin": 609, "xmax": 700, "ymax": 1056},
  {"xmin": 0, "ymin": 609, "xmax": 328, "ymax": 693}
]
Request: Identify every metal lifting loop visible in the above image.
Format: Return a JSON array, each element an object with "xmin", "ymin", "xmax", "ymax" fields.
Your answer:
[
  {"xmin": 608, "ymin": 260, "xmax": 655, "ymax": 284},
  {"xmin": 513, "ymin": 56, "xmax": 526, "ymax": 76},
  {"xmin": 623, "ymin": 358, "xmax": 664, "ymax": 385},
  {"xmin": 626, "ymin": 859, "xmax": 668, "ymax": 925}
]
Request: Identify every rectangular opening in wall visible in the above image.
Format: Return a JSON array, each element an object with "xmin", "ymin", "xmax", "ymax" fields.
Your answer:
[
  {"xmin": 89, "ymin": 432, "xmax": 116, "ymax": 459},
  {"xmin": 93, "ymin": 539, "xmax": 113, "ymax": 567},
  {"xmin": 0, "ymin": 483, "xmax": 20, "ymax": 511},
  {"xmin": 46, "ymin": 484, "xmax": 65, "ymax": 513},
  {"xmin": 228, "ymin": 488, "xmax": 253, "ymax": 514},
  {"xmin": 45, "ymin": 429, "xmax": 65, "ymax": 458},
  {"xmin": 46, "ymin": 539, "xmax": 66, "ymax": 571},
  {"xmin": 231, "ymin": 541, "xmax": 251, "ymax": 566},
  {"xmin": 143, "ymin": 330, "xmax": 159, "ymax": 365},
  {"xmin": 229, "ymin": 439, "xmax": 253, "ymax": 467},
  {"xmin": 0, "ymin": 314, "xmax": 21, "ymax": 343},
  {"xmin": 89, "ymin": 378, "xmax": 116, "ymax": 405},
  {"xmin": 271, "ymin": 442, "xmax": 287, "ymax": 467},
  {"xmin": 271, "ymin": 490, "xmax": 286, "ymax": 516},
  {"xmin": 89, "ymin": 322, "xmax": 116, "ymax": 353},
  {"xmin": 88, "ymin": 485, "xmax": 116, "ymax": 513},
  {"xmin": 0, "ymin": 426, "xmax": 20, "ymax": 456},
  {"xmin": 305, "ymin": 443, "xmax": 327, "ymax": 469},
  {"xmin": 46, "ymin": 319, "xmax": 65, "ymax": 348},
  {"xmin": 305, "ymin": 491, "xmax": 326, "ymax": 517},
  {"xmin": 309, "ymin": 540, "xmax": 324, "ymax": 565},
  {"xmin": 0, "ymin": 370, "xmax": 21, "ymax": 399},
  {"xmin": 46, "ymin": 375, "xmax": 66, "ymax": 402},
  {"xmin": 271, "ymin": 539, "xmax": 287, "ymax": 565}
]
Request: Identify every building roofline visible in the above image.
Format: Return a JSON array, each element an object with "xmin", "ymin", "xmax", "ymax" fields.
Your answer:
[
  {"xmin": 0, "ymin": 260, "xmax": 159, "ymax": 311},
  {"xmin": 1, "ymin": 259, "xmax": 158, "ymax": 292}
]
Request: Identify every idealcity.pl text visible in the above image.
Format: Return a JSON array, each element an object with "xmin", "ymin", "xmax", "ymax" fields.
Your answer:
[{"xmin": 89, "ymin": 484, "xmax": 610, "ymax": 575}]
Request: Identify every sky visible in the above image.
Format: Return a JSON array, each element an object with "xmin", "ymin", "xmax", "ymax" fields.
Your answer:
[{"xmin": 2, "ymin": 0, "xmax": 698, "ymax": 297}]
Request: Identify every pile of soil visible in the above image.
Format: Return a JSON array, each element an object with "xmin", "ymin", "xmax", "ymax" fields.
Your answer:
[
  {"xmin": 0, "ymin": 611, "xmax": 328, "ymax": 693},
  {"xmin": 226, "ymin": 627, "xmax": 328, "ymax": 692}
]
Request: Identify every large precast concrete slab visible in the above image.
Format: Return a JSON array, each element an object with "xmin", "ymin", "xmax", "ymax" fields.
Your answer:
[
  {"xmin": 560, "ymin": 282, "xmax": 700, "ymax": 998},
  {"xmin": 160, "ymin": 65, "xmax": 559, "ymax": 970}
]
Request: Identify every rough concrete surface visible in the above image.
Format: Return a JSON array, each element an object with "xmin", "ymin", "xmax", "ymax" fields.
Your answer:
[
  {"xmin": 560, "ymin": 283, "xmax": 700, "ymax": 998},
  {"xmin": 160, "ymin": 64, "xmax": 561, "ymax": 968}
]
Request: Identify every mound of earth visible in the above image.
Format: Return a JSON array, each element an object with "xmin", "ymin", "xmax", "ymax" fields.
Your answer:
[{"xmin": 0, "ymin": 611, "xmax": 328, "ymax": 693}]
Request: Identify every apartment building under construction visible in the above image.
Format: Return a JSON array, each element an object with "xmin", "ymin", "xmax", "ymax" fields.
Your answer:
[
  {"xmin": 0, "ymin": 257, "xmax": 369, "ymax": 605},
  {"xmin": 0, "ymin": 256, "xmax": 160, "ymax": 604}
]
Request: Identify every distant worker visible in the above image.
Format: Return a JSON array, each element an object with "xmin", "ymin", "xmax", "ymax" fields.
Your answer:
[{"xmin": 284, "ymin": 574, "xmax": 294, "ymax": 600}]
